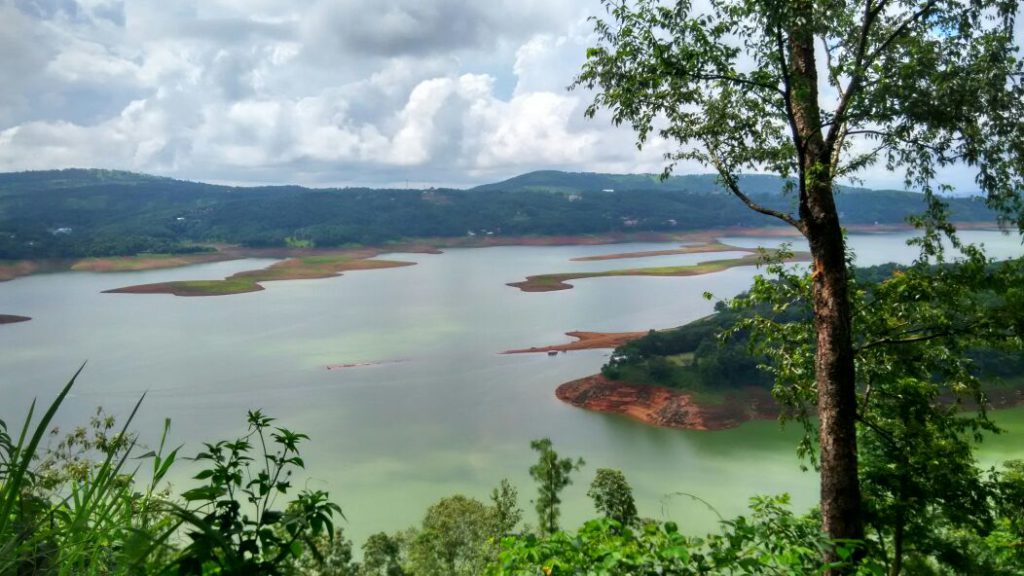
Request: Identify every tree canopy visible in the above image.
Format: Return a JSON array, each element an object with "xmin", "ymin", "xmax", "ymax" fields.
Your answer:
[{"xmin": 576, "ymin": 0, "xmax": 1024, "ymax": 569}]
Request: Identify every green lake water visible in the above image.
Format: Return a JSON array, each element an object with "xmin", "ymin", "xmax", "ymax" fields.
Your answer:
[{"xmin": 0, "ymin": 230, "xmax": 1021, "ymax": 545}]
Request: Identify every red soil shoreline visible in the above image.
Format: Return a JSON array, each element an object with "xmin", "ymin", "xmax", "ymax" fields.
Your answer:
[
  {"xmin": 557, "ymin": 374, "xmax": 1024, "ymax": 432},
  {"xmin": 555, "ymin": 374, "xmax": 780, "ymax": 431}
]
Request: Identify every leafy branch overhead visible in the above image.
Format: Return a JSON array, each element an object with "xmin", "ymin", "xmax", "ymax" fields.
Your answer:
[{"xmin": 575, "ymin": 0, "xmax": 1024, "ymax": 234}]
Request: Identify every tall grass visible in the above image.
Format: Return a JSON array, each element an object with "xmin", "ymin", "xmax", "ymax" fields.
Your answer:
[
  {"xmin": 0, "ymin": 365, "xmax": 179, "ymax": 575},
  {"xmin": 0, "ymin": 368, "xmax": 342, "ymax": 576}
]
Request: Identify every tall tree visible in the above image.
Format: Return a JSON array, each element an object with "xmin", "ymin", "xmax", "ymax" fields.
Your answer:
[
  {"xmin": 587, "ymin": 468, "xmax": 639, "ymax": 528},
  {"xmin": 576, "ymin": 0, "xmax": 1024, "ymax": 566},
  {"xmin": 529, "ymin": 439, "xmax": 585, "ymax": 536}
]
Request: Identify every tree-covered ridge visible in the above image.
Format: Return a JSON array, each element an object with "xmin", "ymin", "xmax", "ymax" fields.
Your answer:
[
  {"xmin": 0, "ymin": 169, "xmax": 995, "ymax": 259},
  {"xmin": 603, "ymin": 262, "xmax": 1024, "ymax": 393}
]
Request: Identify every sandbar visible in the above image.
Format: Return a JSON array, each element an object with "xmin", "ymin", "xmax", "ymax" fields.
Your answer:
[
  {"xmin": 105, "ymin": 251, "xmax": 416, "ymax": 297},
  {"xmin": 325, "ymin": 359, "xmax": 408, "ymax": 370},
  {"xmin": 508, "ymin": 251, "xmax": 810, "ymax": 293},
  {"xmin": 0, "ymin": 314, "xmax": 31, "ymax": 325},
  {"xmin": 503, "ymin": 331, "xmax": 648, "ymax": 354},
  {"xmin": 570, "ymin": 242, "xmax": 754, "ymax": 262}
]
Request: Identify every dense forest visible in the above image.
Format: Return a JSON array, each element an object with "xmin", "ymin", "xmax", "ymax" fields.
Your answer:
[
  {"xmin": 0, "ymin": 169, "xmax": 995, "ymax": 259},
  {"xmin": 602, "ymin": 263, "xmax": 1024, "ymax": 393}
]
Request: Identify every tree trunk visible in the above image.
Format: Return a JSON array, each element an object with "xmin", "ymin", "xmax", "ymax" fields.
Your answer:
[
  {"xmin": 786, "ymin": 4, "xmax": 865, "ymax": 570},
  {"xmin": 806, "ymin": 203, "xmax": 865, "ymax": 569}
]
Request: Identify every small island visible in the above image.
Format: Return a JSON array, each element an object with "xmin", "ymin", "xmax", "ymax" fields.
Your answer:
[
  {"xmin": 569, "ymin": 241, "xmax": 751, "ymax": 262},
  {"xmin": 105, "ymin": 251, "xmax": 416, "ymax": 297},
  {"xmin": 508, "ymin": 250, "xmax": 809, "ymax": 293}
]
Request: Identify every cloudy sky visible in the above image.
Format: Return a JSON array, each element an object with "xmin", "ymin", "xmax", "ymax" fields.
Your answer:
[{"xmin": 0, "ymin": 0, "xmax": 1019, "ymax": 190}]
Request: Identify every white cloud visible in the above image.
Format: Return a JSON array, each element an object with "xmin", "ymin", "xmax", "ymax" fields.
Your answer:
[{"xmin": 3, "ymin": 0, "xmax": 1013, "ymax": 189}]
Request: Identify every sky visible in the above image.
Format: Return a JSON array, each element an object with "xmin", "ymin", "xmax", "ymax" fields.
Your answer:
[{"xmin": 0, "ymin": 0, "xmax": 1020, "ymax": 190}]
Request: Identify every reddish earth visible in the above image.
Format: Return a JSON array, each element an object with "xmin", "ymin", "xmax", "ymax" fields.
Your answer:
[
  {"xmin": 0, "ymin": 314, "xmax": 31, "ymax": 325},
  {"xmin": 503, "ymin": 331, "xmax": 648, "ymax": 354},
  {"xmin": 556, "ymin": 374, "xmax": 780, "ymax": 431},
  {"xmin": 557, "ymin": 374, "xmax": 1024, "ymax": 432}
]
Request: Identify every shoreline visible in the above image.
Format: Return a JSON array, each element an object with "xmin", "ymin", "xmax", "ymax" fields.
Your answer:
[
  {"xmin": 557, "ymin": 374, "xmax": 1024, "ymax": 432},
  {"xmin": 556, "ymin": 374, "xmax": 779, "ymax": 431},
  {"xmin": 2, "ymin": 222, "xmax": 1000, "ymax": 284},
  {"xmin": 503, "ymin": 331, "xmax": 649, "ymax": 354}
]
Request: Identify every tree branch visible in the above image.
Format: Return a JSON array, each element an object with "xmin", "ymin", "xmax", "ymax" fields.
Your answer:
[
  {"xmin": 774, "ymin": 25, "xmax": 809, "ymax": 209},
  {"xmin": 707, "ymin": 148, "xmax": 805, "ymax": 233},
  {"xmin": 865, "ymin": 0, "xmax": 942, "ymax": 65},
  {"xmin": 775, "ymin": 27, "xmax": 804, "ymax": 162},
  {"xmin": 855, "ymin": 412, "xmax": 900, "ymax": 450},
  {"xmin": 825, "ymin": 0, "xmax": 881, "ymax": 149},
  {"xmin": 854, "ymin": 320, "xmax": 1006, "ymax": 352}
]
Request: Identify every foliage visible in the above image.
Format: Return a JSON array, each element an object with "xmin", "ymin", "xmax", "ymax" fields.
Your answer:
[
  {"xmin": 406, "ymin": 495, "xmax": 500, "ymax": 576},
  {"xmin": 360, "ymin": 532, "xmax": 407, "ymax": 576},
  {"xmin": 0, "ymin": 367, "xmax": 178, "ymax": 576},
  {"xmin": 492, "ymin": 495, "xmax": 878, "ymax": 575},
  {"xmin": 281, "ymin": 529, "xmax": 358, "ymax": 576},
  {"xmin": 729, "ymin": 246, "xmax": 1024, "ymax": 572},
  {"xmin": 164, "ymin": 409, "xmax": 343, "ymax": 575},
  {"xmin": 528, "ymin": 439, "xmax": 584, "ymax": 537},
  {"xmin": 575, "ymin": 0, "xmax": 1024, "ymax": 567},
  {"xmin": 586, "ymin": 469, "xmax": 638, "ymax": 528},
  {"xmin": 491, "ymin": 479, "xmax": 524, "ymax": 538}
]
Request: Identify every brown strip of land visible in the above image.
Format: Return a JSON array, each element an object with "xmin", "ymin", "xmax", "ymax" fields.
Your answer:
[
  {"xmin": 556, "ymin": 374, "xmax": 780, "ymax": 431},
  {"xmin": 106, "ymin": 251, "xmax": 415, "ymax": 297},
  {"xmin": 570, "ymin": 242, "xmax": 753, "ymax": 262},
  {"xmin": 503, "ymin": 331, "xmax": 648, "ymax": 354},
  {"xmin": 509, "ymin": 251, "xmax": 809, "ymax": 293},
  {"xmin": 0, "ymin": 314, "xmax": 31, "ymax": 325}
]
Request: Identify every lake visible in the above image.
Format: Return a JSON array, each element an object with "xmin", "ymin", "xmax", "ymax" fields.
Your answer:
[{"xmin": 1, "ymin": 229, "xmax": 1022, "ymax": 545}]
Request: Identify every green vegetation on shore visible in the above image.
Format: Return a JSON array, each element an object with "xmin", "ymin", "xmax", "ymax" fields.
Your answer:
[{"xmin": 602, "ymin": 262, "xmax": 1024, "ymax": 397}]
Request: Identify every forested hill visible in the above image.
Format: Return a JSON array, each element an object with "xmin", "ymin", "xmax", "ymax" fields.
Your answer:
[
  {"xmin": 471, "ymin": 170, "xmax": 887, "ymax": 195},
  {"xmin": 0, "ymin": 168, "xmax": 995, "ymax": 259}
]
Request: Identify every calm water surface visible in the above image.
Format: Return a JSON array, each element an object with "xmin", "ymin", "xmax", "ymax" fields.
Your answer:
[{"xmin": 1, "ymin": 230, "xmax": 1021, "ymax": 544}]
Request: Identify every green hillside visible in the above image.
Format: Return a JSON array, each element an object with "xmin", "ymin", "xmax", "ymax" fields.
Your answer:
[{"xmin": 0, "ymin": 169, "xmax": 995, "ymax": 259}]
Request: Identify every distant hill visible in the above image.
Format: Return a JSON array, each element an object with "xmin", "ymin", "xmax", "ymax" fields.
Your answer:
[
  {"xmin": 0, "ymin": 168, "xmax": 996, "ymax": 260},
  {"xmin": 470, "ymin": 170, "xmax": 897, "ymax": 196},
  {"xmin": 471, "ymin": 170, "xmax": 796, "ymax": 195}
]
